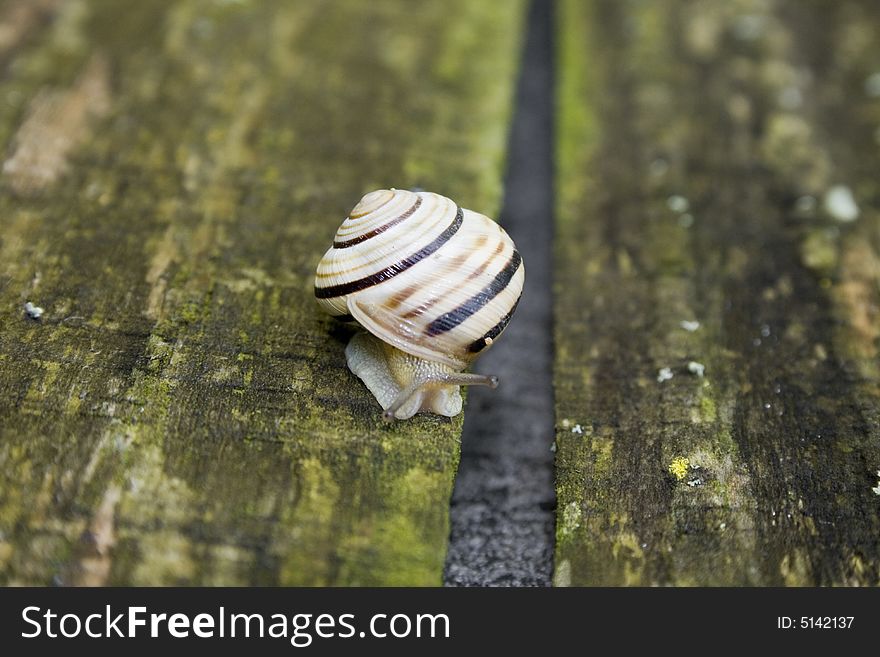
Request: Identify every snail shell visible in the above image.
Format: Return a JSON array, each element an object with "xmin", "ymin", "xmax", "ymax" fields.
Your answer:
[{"xmin": 315, "ymin": 189, "xmax": 524, "ymax": 420}]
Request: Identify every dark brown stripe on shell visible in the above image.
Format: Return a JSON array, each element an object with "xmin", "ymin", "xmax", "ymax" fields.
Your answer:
[
  {"xmin": 333, "ymin": 197, "xmax": 423, "ymax": 249},
  {"xmin": 467, "ymin": 294, "xmax": 521, "ymax": 353},
  {"xmin": 425, "ymin": 250, "xmax": 522, "ymax": 336},
  {"xmin": 315, "ymin": 206, "xmax": 464, "ymax": 299}
]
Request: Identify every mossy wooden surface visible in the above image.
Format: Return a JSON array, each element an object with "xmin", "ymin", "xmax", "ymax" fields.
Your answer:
[
  {"xmin": 0, "ymin": 0, "xmax": 525, "ymax": 585},
  {"xmin": 554, "ymin": 0, "xmax": 880, "ymax": 585}
]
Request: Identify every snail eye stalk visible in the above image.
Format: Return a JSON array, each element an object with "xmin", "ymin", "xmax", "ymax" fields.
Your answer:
[{"xmin": 381, "ymin": 372, "xmax": 499, "ymax": 423}]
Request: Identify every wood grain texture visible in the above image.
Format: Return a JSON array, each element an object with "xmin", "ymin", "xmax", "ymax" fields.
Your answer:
[
  {"xmin": 554, "ymin": 0, "xmax": 880, "ymax": 585},
  {"xmin": 0, "ymin": 0, "xmax": 525, "ymax": 585}
]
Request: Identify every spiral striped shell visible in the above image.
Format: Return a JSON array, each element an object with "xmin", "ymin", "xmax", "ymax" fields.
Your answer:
[{"xmin": 315, "ymin": 189, "xmax": 524, "ymax": 369}]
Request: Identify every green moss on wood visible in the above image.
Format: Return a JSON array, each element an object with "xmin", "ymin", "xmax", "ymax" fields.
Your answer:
[
  {"xmin": 0, "ymin": 0, "xmax": 525, "ymax": 585},
  {"xmin": 554, "ymin": 0, "xmax": 880, "ymax": 586}
]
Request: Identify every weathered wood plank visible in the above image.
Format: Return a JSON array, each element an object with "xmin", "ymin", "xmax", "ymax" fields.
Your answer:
[
  {"xmin": 0, "ymin": 0, "xmax": 525, "ymax": 585},
  {"xmin": 554, "ymin": 0, "xmax": 880, "ymax": 585}
]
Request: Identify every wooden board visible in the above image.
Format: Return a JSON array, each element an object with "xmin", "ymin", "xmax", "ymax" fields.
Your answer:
[
  {"xmin": 554, "ymin": 0, "xmax": 880, "ymax": 585},
  {"xmin": 0, "ymin": 0, "xmax": 525, "ymax": 585}
]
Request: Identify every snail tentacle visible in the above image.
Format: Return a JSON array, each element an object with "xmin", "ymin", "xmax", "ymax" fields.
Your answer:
[{"xmin": 381, "ymin": 371, "xmax": 500, "ymax": 423}]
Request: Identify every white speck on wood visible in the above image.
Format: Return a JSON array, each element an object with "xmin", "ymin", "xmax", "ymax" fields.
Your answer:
[
  {"xmin": 823, "ymin": 185, "xmax": 859, "ymax": 222},
  {"xmin": 666, "ymin": 195, "xmax": 690, "ymax": 213},
  {"xmin": 24, "ymin": 301, "xmax": 44, "ymax": 319}
]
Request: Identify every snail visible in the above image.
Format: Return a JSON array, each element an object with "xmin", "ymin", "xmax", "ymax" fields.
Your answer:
[{"xmin": 315, "ymin": 189, "xmax": 524, "ymax": 421}]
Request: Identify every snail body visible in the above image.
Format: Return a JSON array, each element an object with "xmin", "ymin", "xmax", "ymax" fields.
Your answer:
[{"xmin": 315, "ymin": 189, "xmax": 524, "ymax": 420}]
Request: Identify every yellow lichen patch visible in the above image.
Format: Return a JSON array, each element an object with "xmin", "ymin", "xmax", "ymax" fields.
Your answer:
[{"xmin": 668, "ymin": 456, "xmax": 690, "ymax": 481}]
